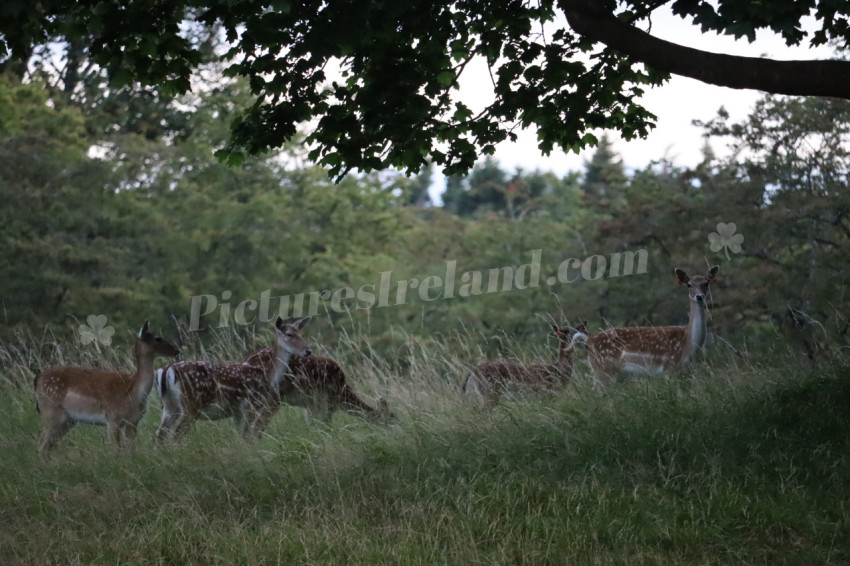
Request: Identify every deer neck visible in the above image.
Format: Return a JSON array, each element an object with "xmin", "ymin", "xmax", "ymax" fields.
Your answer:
[
  {"xmin": 131, "ymin": 346, "xmax": 157, "ymax": 402},
  {"xmin": 268, "ymin": 345, "xmax": 293, "ymax": 390},
  {"xmin": 554, "ymin": 341, "xmax": 573, "ymax": 374},
  {"xmin": 684, "ymin": 298, "xmax": 708, "ymax": 359}
]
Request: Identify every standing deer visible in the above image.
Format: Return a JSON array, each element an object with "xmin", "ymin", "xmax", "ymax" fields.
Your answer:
[
  {"xmin": 242, "ymin": 348, "xmax": 395, "ymax": 424},
  {"xmin": 462, "ymin": 323, "xmax": 588, "ymax": 405},
  {"xmin": 584, "ymin": 265, "xmax": 719, "ymax": 387},
  {"xmin": 155, "ymin": 316, "xmax": 311, "ymax": 442},
  {"xmin": 34, "ymin": 321, "xmax": 180, "ymax": 453}
]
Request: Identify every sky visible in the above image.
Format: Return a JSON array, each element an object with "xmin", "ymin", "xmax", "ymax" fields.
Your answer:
[{"xmin": 433, "ymin": 7, "xmax": 837, "ymax": 199}]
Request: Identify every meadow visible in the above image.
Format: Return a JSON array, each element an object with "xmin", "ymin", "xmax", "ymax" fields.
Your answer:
[{"xmin": 1, "ymin": 329, "xmax": 848, "ymax": 565}]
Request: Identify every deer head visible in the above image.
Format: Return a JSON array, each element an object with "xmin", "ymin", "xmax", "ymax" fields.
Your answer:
[
  {"xmin": 675, "ymin": 265, "xmax": 719, "ymax": 306},
  {"xmin": 550, "ymin": 321, "xmax": 588, "ymax": 345},
  {"xmin": 274, "ymin": 316, "xmax": 313, "ymax": 358},
  {"xmin": 136, "ymin": 321, "xmax": 181, "ymax": 359}
]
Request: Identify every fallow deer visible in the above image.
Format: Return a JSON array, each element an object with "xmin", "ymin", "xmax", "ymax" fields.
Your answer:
[
  {"xmin": 34, "ymin": 321, "xmax": 180, "ymax": 453},
  {"xmin": 462, "ymin": 323, "xmax": 587, "ymax": 405},
  {"xmin": 584, "ymin": 265, "xmax": 719, "ymax": 387},
  {"xmin": 242, "ymin": 348, "xmax": 395, "ymax": 424},
  {"xmin": 155, "ymin": 317, "xmax": 311, "ymax": 442}
]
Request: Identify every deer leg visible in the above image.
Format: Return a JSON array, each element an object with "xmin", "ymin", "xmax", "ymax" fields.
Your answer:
[
  {"xmin": 248, "ymin": 406, "xmax": 274, "ymax": 439},
  {"xmin": 590, "ymin": 368, "xmax": 614, "ymax": 394},
  {"xmin": 171, "ymin": 415, "xmax": 195, "ymax": 442},
  {"xmin": 38, "ymin": 414, "xmax": 75, "ymax": 454},
  {"xmin": 106, "ymin": 421, "xmax": 122, "ymax": 447},
  {"xmin": 318, "ymin": 392, "xmax": 334, "ymax": 422},
  {"xmin": 249, "ymin": 395, "xmax": 280, "ymax": 438},
  {"xmin": 156, "ymin": 400, "xmax": 184, "ymax": 444},
  {"xmin": 232, "ymin": 408, "xmax": 249, "ymax": 438},
  {"xmin": 306, "ymin": 394, "xmax": 330, "ymax": 423},
  {"xmin": 374, "ymin": 397, "xmax": 390, "ymax": 423},
  {"xmin": 238, "ymin": 395, "xmax": 266, "ymax": 438},
  {"xmin": 123, "ymin": 422, "xmax": 138, "ymax": 448},
  {"xmin": 464, "ymin": 373, "xmax": 493, "ymax": 406}
]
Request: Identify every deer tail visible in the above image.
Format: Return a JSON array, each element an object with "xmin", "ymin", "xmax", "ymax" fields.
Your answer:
[{"xmin": 157, "ymin": 367, "xmax": 168, "ymax": 398}]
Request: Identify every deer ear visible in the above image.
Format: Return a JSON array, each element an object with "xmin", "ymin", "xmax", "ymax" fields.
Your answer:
[
  {"xmin": 550, "ymin": 323, "xmax": 559, "ymax": 333},
  {"xmin": 675, "ymin": 268, "xmax": 689, "ymax": 285},
  {"xmin": 274, "ymin": 316, "xmax": 285, "ymax": 329},
  {"xmin": 138, "ymin": 321, "xmax": 150, "ymax": 338},
  {"xmin": 707, "ymin": 265, "xmax": 719, "ymax": 280},
  {"xmin": 294, "ymin": 316, "xmax": 312, "ymax": 329}
]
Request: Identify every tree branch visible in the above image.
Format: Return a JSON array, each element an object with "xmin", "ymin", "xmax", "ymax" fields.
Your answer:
[{"xmin": 560, "ymin": 0, "xmax": 850, "ymax": 99}]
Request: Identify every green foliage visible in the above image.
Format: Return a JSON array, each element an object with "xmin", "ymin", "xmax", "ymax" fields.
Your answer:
[
  {"xmin": 443, "ymin": 157, "xmax": 582, "ymax": 220},
  {"xmin": 7, "ymin": 0, "xmax": 846, "ymax": 175},
  {"xmin": 0, "ymin": 76, "xmax": 119, "ymax": 331},
  {"xmin": 3, "ymin": 67, "xmax": 850, "ymax": 360},
  {"xmin": 668, "ymin": 0, "xmax": 819, "ymax": 45},
  {"xmin": 581, "ymin": 134, "xmax": 627, "ymax": 197}
]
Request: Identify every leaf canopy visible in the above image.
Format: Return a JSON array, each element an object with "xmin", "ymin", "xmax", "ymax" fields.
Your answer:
[{"xmin": 2, "ymin": 0, "xmax": 849, "ymax": 177}]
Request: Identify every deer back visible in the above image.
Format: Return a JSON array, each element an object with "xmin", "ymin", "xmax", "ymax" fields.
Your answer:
[
  {"xmin": 586, "ymin": 326, "xmax": 689, "ymax": 370},
  {"xmin": 36, "ymin": 367, "xmax": 134, "ymax": 416},
  {"xmin": 162, "ymin": 361, "xmax": 272, "ymax": 416},
  {"xmin": 474, "ymin": 360, "xmax": 564, "ymax": 387},
  {"xmin": 244, "ymin": 348, "xmax": 344, "ymax": 395}
]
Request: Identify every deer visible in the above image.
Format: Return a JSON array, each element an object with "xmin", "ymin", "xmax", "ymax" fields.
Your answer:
[
  {"xmin": 33, "ymin": 321, "xmax": 180, "ymax": 453},
  {"xmin": 462, "ymin": 323, "xmax": 588, "ymax": 405},
  {"xmin": 155, "ymin": 316, "xmax": 311, "ymax": 442},
  {"xmin": 584, "ymin": 265, "xmax": 719, "ymax": 388},
  {"xmin": 241, "ymin": 348, "xmax": 396, "ymax": 424}
]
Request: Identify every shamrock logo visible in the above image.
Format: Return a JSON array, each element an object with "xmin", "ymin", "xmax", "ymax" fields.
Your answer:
[
  {"xmin": 708, "ymin": 222, "xmax": 744, "ymax": 260},
  {"xmin": 78, "ymin": 314, "xmax": 115, "ymax": 350}
]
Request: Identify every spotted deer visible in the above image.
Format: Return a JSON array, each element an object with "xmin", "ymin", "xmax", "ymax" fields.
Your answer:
[
  {"xmin": 242, "ymin": 349, "xmax": 395, "ymax": 423},
  {"xmin": 34, "ymin": 321, "xmax": 180, "ymax": 453},
  {"xmin": 155, "ymin": 317, "xmax": 311, "ymax": 442},
  {"xmin": 462, "ymin": 323, "xmax": 588, "ymax": 405},
  {"xmin": 585, "ymin": 265, "xmax": 719, "ymax": 387}
]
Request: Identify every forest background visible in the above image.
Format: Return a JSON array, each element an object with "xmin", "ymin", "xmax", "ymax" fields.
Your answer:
[{"xmin": 1, "ymin": 34, "xmax": 849, "ymax": 363}]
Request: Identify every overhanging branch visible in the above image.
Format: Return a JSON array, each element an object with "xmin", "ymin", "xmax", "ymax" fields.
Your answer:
[{"xmin": 561, "ymin": 0, "xmax": 850, "ymax": 99}]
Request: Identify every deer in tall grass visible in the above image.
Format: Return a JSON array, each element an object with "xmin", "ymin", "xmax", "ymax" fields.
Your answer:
[
  {"xmin": 462, "ymin": 323, "xmax": 588, "ymax": 405},
  {"xmin": 242, "ymin": 348, "xmax": 395, "ymax": 424},
  {"xmin": 584, "ymin": 265, "xmax": 718, "ymax": 388},
  {"xmin": 34, "ymin": 321, "xmax": 180, "ymax": 453},
  {"xmin": 155, "ymin": 317, "xmax": 311, "ymax": 442}
]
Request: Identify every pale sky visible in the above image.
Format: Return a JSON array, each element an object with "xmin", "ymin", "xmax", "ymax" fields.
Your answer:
[{"xmin": 434, "ymin": 8, "xmax": 837, "ymax": 198}]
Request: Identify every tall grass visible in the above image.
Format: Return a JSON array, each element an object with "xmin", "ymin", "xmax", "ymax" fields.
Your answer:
[{"xmin": 1, "ymin": 327, "xmax": 848, "ymax": 564}]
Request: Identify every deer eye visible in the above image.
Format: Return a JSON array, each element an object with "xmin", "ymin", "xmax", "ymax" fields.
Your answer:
[{"xmin": 155, "ymin": 337, "xmax": 162, "ymax": 342}]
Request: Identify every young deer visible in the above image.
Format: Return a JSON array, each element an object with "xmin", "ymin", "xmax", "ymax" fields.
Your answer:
[
  {"xmin": 242, "ymin": 349, "xmax": 395, "ymax": 423},
  {"xmin": 34, "ymin": 321, "xmax": 180, "ymax": 453},
  {"xmin": 585, "ymin": 265, "xmax": 719, "ymax": 387},
  {"xmin": 462, "ymin": 323, "xmax": 587, "ymax": 405},
  {"xmin": 155, "ymin": 317, "xmax": 311, "ymax": 442}
]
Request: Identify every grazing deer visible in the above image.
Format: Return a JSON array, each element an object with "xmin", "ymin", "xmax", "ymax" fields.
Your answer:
[
  {"xmin": 155, "ymin": 317, "xmax": 311, "ymax": 442},
  {"xmin": 585, "ymin": 265, "xmax": 719, "ymax": 387},
  {"xmin": 462, "ymin": 323, "xmax": 588, "ymax": 405},
  {"xmin": 242, "ymin": 348, "xmax": 395, "ymax": 424},
  {"xmin": 34, "ymin": 321, "xmax": 180, "ymax": 453}
]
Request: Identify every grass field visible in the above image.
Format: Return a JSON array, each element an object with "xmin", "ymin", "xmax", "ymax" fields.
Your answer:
[{"xmin": 1, "ymin": 329, "xmax": 849, "ymax": 564}]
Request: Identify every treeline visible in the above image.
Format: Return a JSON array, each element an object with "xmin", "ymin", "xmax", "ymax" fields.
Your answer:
[{"xmin": 1, "ymin": 66, "xmax": 849, "ymax": 359}]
